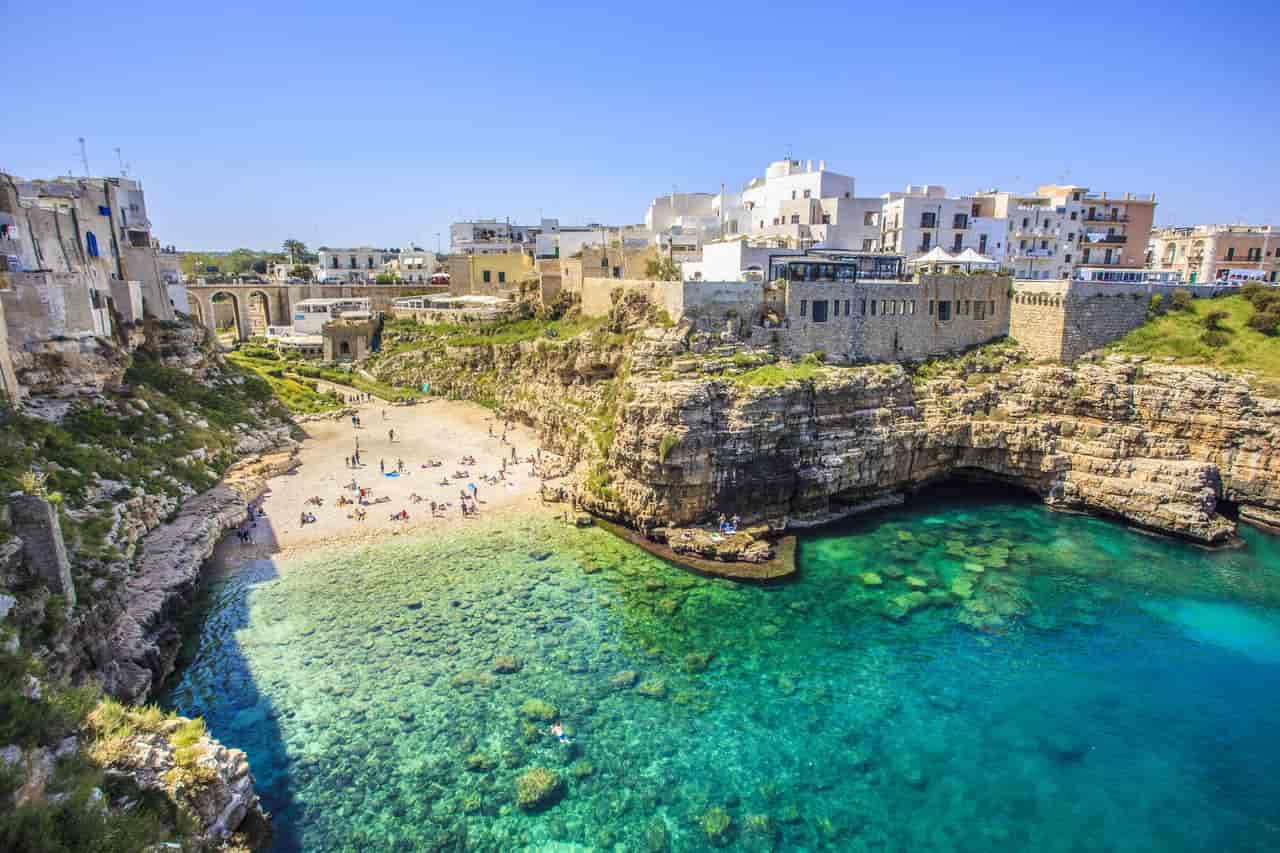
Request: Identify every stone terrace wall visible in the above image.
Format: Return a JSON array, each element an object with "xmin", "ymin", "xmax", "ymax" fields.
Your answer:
[{"xmin": 780, "ymin": 274, "xmax": 1010, "ymax": 363}]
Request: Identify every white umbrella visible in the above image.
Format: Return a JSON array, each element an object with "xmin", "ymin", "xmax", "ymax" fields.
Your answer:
[{"xmin": 908, "ymin": 246, "xmax": 957, "ymax": 266}]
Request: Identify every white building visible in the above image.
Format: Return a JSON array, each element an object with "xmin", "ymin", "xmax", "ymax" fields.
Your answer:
[
  {"xmin": 316, "ymin": 247, "xmax": 399, "ymax": 282},
  {"xmin": 737, "ymin": 159, "xmax": 882, "ymax": 252},
  {"xmin": 681, "ymin": 239, "xmax": 804, "ymax": 282},
  {"xmin": 879, "ymin": 186, "xmax": 980, "ymax": 260},
  {"xmin": 290, "ymin": 297, "xmax": 372, "ymax": 335}
]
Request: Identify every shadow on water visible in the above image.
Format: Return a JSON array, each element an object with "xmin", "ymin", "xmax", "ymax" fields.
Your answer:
[{"xmin": 162, "ymin": 522, "xmax": 301, "ymax": 852}]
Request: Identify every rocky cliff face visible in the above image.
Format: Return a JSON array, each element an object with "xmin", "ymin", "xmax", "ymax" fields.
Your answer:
[
  {"xmin": 371, "ymin": 322, "xmax": 1279, "ymax": 546},
  {"xmin": 598, "ymin": 353, "xmax": 1278, "ymax": 545}
]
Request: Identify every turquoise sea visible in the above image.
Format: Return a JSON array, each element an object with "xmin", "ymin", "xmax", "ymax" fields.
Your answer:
[{"xmin": 165, "ymin": 487, "xmax": 1280, "ymax": 852}]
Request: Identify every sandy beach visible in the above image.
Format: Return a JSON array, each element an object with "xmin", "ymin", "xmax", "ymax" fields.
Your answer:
[{"xmin": 210, "ymin": 397, "xmax": 562, "ymax": 574}]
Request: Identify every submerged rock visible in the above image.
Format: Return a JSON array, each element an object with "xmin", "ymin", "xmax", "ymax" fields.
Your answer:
[
  {"xmin": 520, "ymin": 698, "xmax": 559, "ymax": 722},
  {"xmin": 515, "ymin": 767, "xmax": 565, "ymax": 811}
]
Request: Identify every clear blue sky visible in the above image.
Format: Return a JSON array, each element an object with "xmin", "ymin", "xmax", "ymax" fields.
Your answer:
[{"xmin": 5, "ymin": 1, "xmax": 1277, "ymax": 251}]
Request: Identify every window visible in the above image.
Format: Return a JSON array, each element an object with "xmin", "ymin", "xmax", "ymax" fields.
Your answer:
[
  {"xmin": 1067, "ymin": 232, "xmax": 1074, "ymax": 242},
  {"xmin": 979, "ymin": 235, "xmax": 988, "ymax": 254},
  {"xmin": 921, "ymin": 212, "xmax": 937, "ymax": 228},
  {"xmin": 1072, "ymin": 192, "xmax": 1081, "ymax": 201},
  {"xmin": 864, "ymin": 212, "xmax": 876, "ymax": 226},
  {"xmin": 953, "ymin": 213, "xmax": 968, "ymax": 229},
  {"xmin": 870, "ymin": 300, "xmax": 877, "ymax": 316},
  {"xmin": 1019, "ymin": 240, "xmax": 1027, "ymax": 250},
  {"xmin": 803, "ymin": 190, "xmax": 811, "ymax": 199},
  {"xmin": 989, "ymin": 300, "xmax": 995, "ymax": 314},
  {"xmin": 909, "ymin": 301, "xmax": 916, "ymax": 315},
  {"xmin": 860, "ymin": 299, "xmax": 867, "ymax": 316},
  {"xmin": 340, "ymin": 340, "xmax": 351, "ymax": 355},
  {"xmin": 790, "ymin": 214, "xmax": 800, "ymax": 225},
  {"xmin": 86, "ymin": 231, "xmax": 99, "ymax": 258},
  {"xmin": 601, "ymin": 256, "xmax": 609, "ymax": 268},
  {"xmin": 928, "ymin": 299, "xmax": 934, "ymax": 315},
  {"xmin": 975, "ymin": 301, "xmax": 986, "ymax": 320},
  {"xmin": 1022, "ymin": 217, "xmax": 1029, "ymax": 229},
  {"xmin": 800, "ymin": 299, "xmax": 807, "ymax": 317},
  {"xmin": 791, "ymin": 190, "xmax": 797, "ymax": 200},
  {"xmin": 1070, "ymin": 211, "xmax": 1078, "ymax": 220},
  {"xmin": 1083, "ymin": 249, "xmax": 1091, "ymax": 263},
  {"xmin": 1064, "ymin": 253, "xmax": 1072, "ymax": 263},
  {"xmin": 822, "ymin": 214, "xmax": 831, "ymax": 225},
  {"xmin": 612, "ymin": 266, "xmax": 621, "ymax": 278},
  {"xmin": 862, "ymin": 239, "xmax": 874, "ymax": 251},
  {"xmin": 921, "ymin": 232, "xmax": 932, "ymax": 250},
  {"xmin": 812, "ymin": 300, "xmax": 829, "ymax": 322},
  {"xmin": 844, "ymin": 299, "xmax": 851, "ymax": 316},
  {"xmin": 498, "ymin": 271, "xmax": 506, "ymax": 283},
  {"xmin": 1104, "ymin": 249, "xmax": 1113, "ymax": 264},
  {"xmin": 1041, "ymin": 240, "xmax": 1049, "ymax": 250},
  {"xmin": 482, "ymin": 270, "xmax": 491, "ymax": 283},
  {"xmin": 953, "ymin": 234, "xmax": 963, "ymax": 251},
  {"xmin": 937, "ymin": 301, "xmax": 951, "ymax": 321}
]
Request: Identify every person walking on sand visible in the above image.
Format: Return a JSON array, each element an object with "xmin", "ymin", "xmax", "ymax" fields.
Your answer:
[
  {"xmin": 389, "ymin": 428, "xmax": 395, "ymax": 443},
  {"xmin": 380, "ymin": 459, "xmax": 385, "ymax": 474}
]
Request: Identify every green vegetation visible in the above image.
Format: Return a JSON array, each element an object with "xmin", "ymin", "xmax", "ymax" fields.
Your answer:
[
  {"xmin": 0, "ymin": 355, "xmax": 283, "ymax": 556},
  {"xmin": 225, "ymin": 350, "xmax": 346, "ymax": 413},
  {"xmin": 910, "ymin": 337, "xmax": 1025, "ymax": 385},
  {"xmin": 644, "ymin": 256, "xmax": 681, "ymax": 282},
  {"xmin": 658, "ymin": 434, "xmax": 679, "ymax": 463},
  {"xmin": 732, "ymin": 353, "xmax": 828, "ymax": 388},
  {"xmin": 1109, "ymin": 292, "xmax": 1280, "ymax": 386},
  {"xmin": 179, "ymin": 248, "xmax": 280, "ymax": 278},
  {"xmin": 383, "ymin": 314, "xmax": 607, "ymax": 352},
  {"xmin": 287, "ymin": 362, "xmax": 422, "ymax": 403}
]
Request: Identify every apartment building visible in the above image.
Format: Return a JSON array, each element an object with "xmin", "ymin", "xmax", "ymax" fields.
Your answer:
[
  {"xmin": 316, "ymin": 247, "xmax": 400, "ymax": 282},
  {"xmin": 447, "ymin": 251, "xmax": 534, "ymax": 296},
  {"xmin": 1149, "ymin": 224, "xmax": 1278, "ymax": 284},
  {"xmin": 971, "ymin": 185, "xmax": 1156, "ymax": 279},
  {"xmin": 880, "ymin": 186, "xmax": 979, "ymax": 259},
  {"xmin": 1, "ymin": 173, "xmax": 175, "ymax": 330}
]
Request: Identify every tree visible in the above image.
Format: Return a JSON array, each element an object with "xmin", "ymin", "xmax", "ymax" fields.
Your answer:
[
  {"xmin": 283, "ymin": 239, "xmax": 307, "ymax": 264},
  {"xmin": 374, "ymin": 272, "xmax": 398, "ymax": 285},
  {"xmin": 644, "ymin": 256, "xmax": 681, "ymax": 282},
  {"xmin": 1201, "ymin": 309, "xmax": 1229, "ymax": 331},
  {"xmin": 290, "ymin": 264, "xmax": 314, "ymax": 282}
]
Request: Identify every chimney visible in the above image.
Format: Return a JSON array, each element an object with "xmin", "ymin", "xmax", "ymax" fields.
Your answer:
[
  {"xmin": 806, "ymin": 160, "xmax": 813, "ymax": 172},
  {"xmin": 819, "ymin": 160, "xmax": 826, "ymax": 171}
]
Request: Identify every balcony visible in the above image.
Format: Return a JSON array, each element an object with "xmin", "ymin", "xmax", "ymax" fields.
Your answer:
[
  {"xmin": 1019, "ymin": 248, "xmax": 1055, "ymax": 258},
  {"xmin": 1083, "ymin": 213, "xmax": 1129, "ymax": 223},
  {"xmin": 1086, "ymin": 234, "xmax": 1127, "ymax": 245}
]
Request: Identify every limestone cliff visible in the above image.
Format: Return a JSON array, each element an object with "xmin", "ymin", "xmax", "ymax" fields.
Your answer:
[{"xmin": 600, "ymin": 355, "xmax": 1278, "ymax": 545}]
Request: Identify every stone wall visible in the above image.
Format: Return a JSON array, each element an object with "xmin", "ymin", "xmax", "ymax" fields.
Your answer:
[
  {"xmin": 1, "ymin": 271, "xmax": 105, "ymax": 347},
  {"xmin": 778, "ymin": 274, "xmax": 1010, "ymax": 362},
  {"xmin": 580, "ymin": 277, "xmax": 681, "ymax": 318},
  {"xmin": 0, "ymin": 297, "xmax": 20, "ymax": 400},
  {"xmin": 1010, "ymin": 280, "xmax": 1234, "ymax": 362}
]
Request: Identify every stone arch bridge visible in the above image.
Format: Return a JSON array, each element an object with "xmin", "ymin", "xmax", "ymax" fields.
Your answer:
[{"xmin": 183, "ymin": 282, "xmax": 440, "ymax": 341}]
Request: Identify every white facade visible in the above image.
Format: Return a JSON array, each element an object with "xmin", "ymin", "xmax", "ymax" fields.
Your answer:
[
  {"xmin": 880, "ymin": 186, "xmax": 979, "ymax": 259},
  {"xmin": 291, "ymin": 298, "xmax": 372, "ymax": 334},
  {"xmin": 316, "ymin": 247, "xmax": 398, "ymax": 282},
  {"xmin": 681, "ymin": 239, "xmax": 804, "ymax": 282}
]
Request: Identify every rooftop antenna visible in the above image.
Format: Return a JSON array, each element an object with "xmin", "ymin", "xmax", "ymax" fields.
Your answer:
[
  {"xmin": 113, "ymin": 147, "xmax": 129, "ymax": 177},
  {"xmin": 77, "ymin": 137, "xmax": 90, "ymax": 177}
]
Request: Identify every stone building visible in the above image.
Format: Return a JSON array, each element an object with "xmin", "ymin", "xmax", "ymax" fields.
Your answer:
[
  {"xmin": 316, "ymin": 247, "xmax": 399, "ymax": 282},
  {"xmin": 322, "ymin": 317, "xmax": 378, "ymax": 361},
  {"xmin": 447, "ymin": 251, "xmax": 535, "ymax": 297}
]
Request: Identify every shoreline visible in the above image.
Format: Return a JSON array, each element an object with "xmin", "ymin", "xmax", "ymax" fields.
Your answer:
[{"xmin": 207, "ymin": 396, "xmax": 565, "ymax": 577}]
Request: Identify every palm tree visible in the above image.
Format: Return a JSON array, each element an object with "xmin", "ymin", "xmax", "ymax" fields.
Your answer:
[{"xmin": 282, "ymin": 239, "xmax": 307, "ymax": 264}]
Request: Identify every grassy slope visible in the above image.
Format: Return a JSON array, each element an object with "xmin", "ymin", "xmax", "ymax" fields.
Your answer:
[{"xmin": 1108, "ymin": 294, "xmax": 1280, "ymax": 389}]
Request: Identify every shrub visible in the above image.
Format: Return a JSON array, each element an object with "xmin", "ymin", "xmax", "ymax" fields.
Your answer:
[
  {"xmin": 1247, "ymin": 308, "xmax": 1280, "ymax": 335},
  {"xmin": 1169, "ymin": 290, "xmax": 1194, "ymax": 312},
  {"xmin": 1202, "ymin": 309, "xmax": 1229, "ymax": 331},
  {"xmin": 1147, "ymin": 294, "xmax": 1164, "ymax": 317},
  {"xmin": 658, "ymin": 434, "xmax": 679, "ymax": 463},
  {"xmin": 1201, "ymin": 330, "xmax": 1231, "ymax": 348}
]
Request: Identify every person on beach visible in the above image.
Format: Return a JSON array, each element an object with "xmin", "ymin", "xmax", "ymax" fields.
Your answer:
[
  {"xmin": 547, "ymin": 722, "xmax": 572, "ymax": 745},
  {"xmin": 389, "ymin": 428, "xmax": 395, "ymax": 443},
  {"xmin": 380, "ymin": 459, "xmax": 385, "ymax": 473},
  {"xmin": 397, "ymin": 458, "xmax": 405, "ymax": 473}
]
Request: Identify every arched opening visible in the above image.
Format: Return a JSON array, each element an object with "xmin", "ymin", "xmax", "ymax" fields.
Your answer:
[
  {"xmin": 189, "ymin": 298, "xmax": 207, "ymax": 329},
  {"xmin": 247, "ymin": 290, "xmax": 272, "ymax": 337},
  {"xmin": 209, "ymin": 291, "xmax": 243, "ymax": 347},
  {"xmin": 339, "ymin": 340, "xmax": 351, "ymax": 356},
  {"xmin": 86, "ymin": 231, "xmax": 100, "ymax": 258}
]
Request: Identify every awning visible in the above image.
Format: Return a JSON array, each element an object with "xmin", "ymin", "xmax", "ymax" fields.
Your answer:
[
  {"xmin": 953, "ymin": 248, "xmax": 999, "ymax": 266},
  {"xmin": 908, "ymin": 247, "xmax": 957, "ymax": 265}
]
